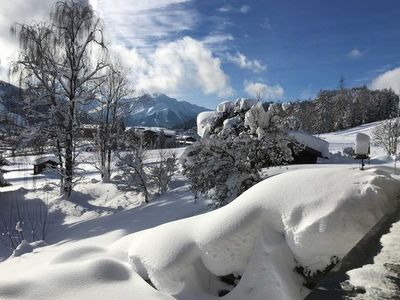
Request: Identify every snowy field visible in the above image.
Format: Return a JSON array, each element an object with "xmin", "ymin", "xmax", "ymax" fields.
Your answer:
[{"xmin": 0, "ymin": 121, "xmax": 399, "ymax": 300}]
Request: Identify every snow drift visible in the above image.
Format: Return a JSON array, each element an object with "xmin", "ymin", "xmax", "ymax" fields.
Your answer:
[
  {"xmin": 0, "ymin": 168, "xmax": 398, "ymax": 300},
  {"xmin": 110, "ymin": 168, "xmax": 399, "ymax": 299}
]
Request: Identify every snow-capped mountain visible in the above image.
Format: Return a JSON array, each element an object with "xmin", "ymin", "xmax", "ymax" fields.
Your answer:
[{"xmin": 124, "ymin": 93, "xmax": 210, "ymax": 128}]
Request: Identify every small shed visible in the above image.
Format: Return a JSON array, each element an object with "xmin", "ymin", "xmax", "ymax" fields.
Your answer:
[
  {"xmin": 289, "ymin": 131, "xmax": 330, "ymax": 164},
  {"xmin": 33, "ymin": 156, "xmax": 59, "ymax": 175}
]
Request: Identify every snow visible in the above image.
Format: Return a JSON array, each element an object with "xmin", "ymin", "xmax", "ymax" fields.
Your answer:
[
  {"xmin": 355, "ymin": 133, "xmax": 370, "ymax": 156},
  {"xmin": 216, "ymin": 101, "xmax": 235, "ymax": 113},
  {"xmin": 0, "ymin": 120, "xmax": 399, "ymax": 299},
  {"xmin": 235, "ymin": 98, "xmax": 258, "ymax": 111},
  {"xmin": 34, "ymin": 155, "xmax": 59, "ymax": 165},
  {"xmin": 196, "ymin": 111, "xmax": 216, "ymax": 137},
  {"xmin": 345, "ymin": 218, "xmax": 400, "ymax": 299},
  {"xmin": 110, "ymin": 168, "xmax": 398, "ymax": 299}
]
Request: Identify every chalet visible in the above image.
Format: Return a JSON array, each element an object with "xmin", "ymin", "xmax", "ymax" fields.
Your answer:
[
  {"xmin": 127, "ymin": 126, "xmax": 177, "ymax": 149},
  {"xmin": 33, "ymin": 156, "xmax": 59, "ymax": 175}
]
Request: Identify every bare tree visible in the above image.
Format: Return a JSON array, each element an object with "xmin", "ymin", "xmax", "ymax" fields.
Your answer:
[
  {"xmin": 373, "ymin": 118, "xmax": 400, "ymax": 156},
  {"xmin": 11, "ymin": 1, "xmax": 109, "ymax": 197},
  {"xmin": 95, "ymin": 59, "xmax": 131, "ymax": 182}
]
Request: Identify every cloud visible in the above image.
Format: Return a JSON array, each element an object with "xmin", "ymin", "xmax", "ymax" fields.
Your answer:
[
  {"xmin": 116, "ymin": 37, "xmax": 233, "ymax": 97},
  {"xmin": 244, "ymin": 81, "xmax": 284, "ymax": 100},
  {"xmin": 371, "ymin": 67, "xmax": 400, "ymax": 95},
  {"xmin": 94, "ymin": 0, "xmax": 197, "ymax": 49},
  {"xmin": 239, "ymin": 5, "xmax": 251, "ymax": 13},
  {"xmin": 226, "ymin": 52, "xmax": 266, "ymax": 73},
  {"xmin": 217, "ymin": 5, "xmax": 251, "ymax": 14},
  {"xmin": 217, "ymin": 5, "xmax": 232, "ymax": 13},
  {"xmin": 0, "ymin": 1, "xmax": 233, "ymax": 98},
  {"xmin": 0, "ymin": 0, "xmax": 55, "ymax": 81},
  {"xmin": 260, "ymin": 18, "xmax": 271, "ymax": 30},
  {"xmin": 348, "ymin": 48, "xmax": 363, "ymax": 59}
]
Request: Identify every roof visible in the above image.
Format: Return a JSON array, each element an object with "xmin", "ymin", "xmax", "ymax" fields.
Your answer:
[
  {"xmin": 289, "ymin": 131, "xmax": 330, "ymax": 158},
  {"xmin": 34, "ymin": 155, "xmax": 59, "ymax": 165}
]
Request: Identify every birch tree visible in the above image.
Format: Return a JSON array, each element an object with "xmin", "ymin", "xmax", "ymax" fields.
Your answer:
[{"xmin": 12, "ymin": 0, "xmax": 108, "ymax": 196}]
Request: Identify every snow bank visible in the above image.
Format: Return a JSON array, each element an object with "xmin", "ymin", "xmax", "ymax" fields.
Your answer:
[{"xmin": 110, "ymin": 168, "xmax": 399, "ymax": 299}]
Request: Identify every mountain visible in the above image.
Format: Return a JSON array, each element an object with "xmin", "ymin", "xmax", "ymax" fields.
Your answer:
[
  {"xmin": 0, "ymin": 81, "xmax": 26, "ymax": 132},
  {"xmin": 124, "ymin": 93, "xmax": 210, "ymax": 128}
]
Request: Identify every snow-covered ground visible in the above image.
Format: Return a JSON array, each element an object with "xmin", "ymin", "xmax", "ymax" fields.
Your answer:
[{"xmin": 0, "ymin": 121, "xmax": 399, "ymax": 300}]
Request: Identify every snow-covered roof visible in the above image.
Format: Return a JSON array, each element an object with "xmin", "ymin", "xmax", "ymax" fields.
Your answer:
[
  {"xmin": 34, "ymin": 155, "xmax": 59, "ymax": 165},
  {"xmin": 128, "ymin": 126, "xmax": 176, "ymax": 137},
  {"xmin": 289, "ymin": 131, "xmax": 330, "ymax": 158}
]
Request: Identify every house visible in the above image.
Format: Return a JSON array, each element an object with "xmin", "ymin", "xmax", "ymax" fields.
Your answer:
[
  {"xmin": 289, "ymin": 131, "xmax": 330, "ymax": 164},
  {"xmin": 127, "ymin": 126, "xmax": 177, "ymax": 149},
  {"xmin": 177, "ymin": 135, "xmax": 197, "ymax": 146},
  {"xmin": 33, "ymin": 156, "xmax": 59, "ymax": 175}
]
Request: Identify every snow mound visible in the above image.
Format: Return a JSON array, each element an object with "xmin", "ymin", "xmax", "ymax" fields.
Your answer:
[
  {"xmin": 12, "ymin": 240, "xmax": 47, "ymax": 257},
  {"xmin": 110, "ymin": 168, "xmax": 399, "ymax": 299}
]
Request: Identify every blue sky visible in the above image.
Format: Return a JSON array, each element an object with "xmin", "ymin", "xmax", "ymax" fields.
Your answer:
[{"xmin": 1, "ymin": 0, "xmax": 400, "ymax": 109}]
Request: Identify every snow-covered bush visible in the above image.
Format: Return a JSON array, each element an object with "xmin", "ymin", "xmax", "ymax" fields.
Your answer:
[
  {"xmin": 373, "ymin": 118, "xmax": 400, "ymax": 155},
  {"xmin": 181, "ymin": 99, "xmax": 294, "ymax": 207},
  {"xmin": 117, "ymin": 143, "xmax": 150, "ymax": 203},
  {"xmin": 150, "ymin": 150, "xmax": 178, "ymax": 195}
]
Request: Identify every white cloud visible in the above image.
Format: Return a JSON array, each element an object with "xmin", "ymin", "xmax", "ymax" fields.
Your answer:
[
  {"xmin": 0, "ymin": 0, "xmax": 233, "ymax": 98},
  {"xmin": 348, "ymin": 48, "xmax": 363, "ymax": 59},
  {"xmin": 217, "ymin": 5, "xmax": 232, "ymax": 13},
  {"xmin": 226, "ymin": 52, "xmax": 266, "ymax": 73},
  {"xmin": 95, "ymin": 0, "xmax": 197, "ymax": 49},
  {"xmin": 239, "ymin": 5, "xmax": 251, "ymax": 13},
  {"xmin": 244, "ymin": 81, "xmax": 284, "ymax": 100},
  {"xmin": 217, "ymin": 5, "xmax": 251, "ymax": 14},
  {"xmin": 371, "ymin": 67, "xmax": 400, "ymax": 95},
  {"xmin": 0, "ymin": 0, "xmax": 55, "ymax": 81},
  {"xmin": 117, "ymin": 37, "xmax": 233, "ymax": 97}
]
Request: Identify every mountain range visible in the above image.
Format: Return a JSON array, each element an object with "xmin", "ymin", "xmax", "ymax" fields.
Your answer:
[
  {"xmin": 124, "ymin": 93, "xmax": 209, "ymax": 128},
  {"xmin": 0, "ymin": 81, "xmax": 209, "ymax": 129}
]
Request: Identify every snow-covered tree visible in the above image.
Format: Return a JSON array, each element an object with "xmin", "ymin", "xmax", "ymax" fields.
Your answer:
[
  {"xmin": 11, "ymin": 1, "xmax": 108, "ymax": 196},
  {"xmin": 150, "ymin": 150, "xmax": 178, "ymax": 195},
  {"xmin": 373, "ymin": 118, "xmax": 400, "ymax": 155},
  {"xmin": 117, "ymin": 133, "xmax": 150, "ymax": 203},
  {"xmin": 94, "ymin": 59, "xmax": 131, "ymax": 182},
  {"xmin": 181, "ymin": 100, "xmax": 294, "ymax": 207}
]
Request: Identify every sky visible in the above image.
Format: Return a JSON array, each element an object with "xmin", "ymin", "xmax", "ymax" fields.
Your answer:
[{"xmin": 1, "ymin": 0, "xmax": 400, "ymax": 109}]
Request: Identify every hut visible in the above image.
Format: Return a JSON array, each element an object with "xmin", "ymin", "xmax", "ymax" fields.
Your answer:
[
  {"xmin": 289, "ymin": 131, "xmax": 330, "ymax": 164},
  {"xmin": 33, "ymin": 156, "xmax": 59, "ymax": 175}
]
